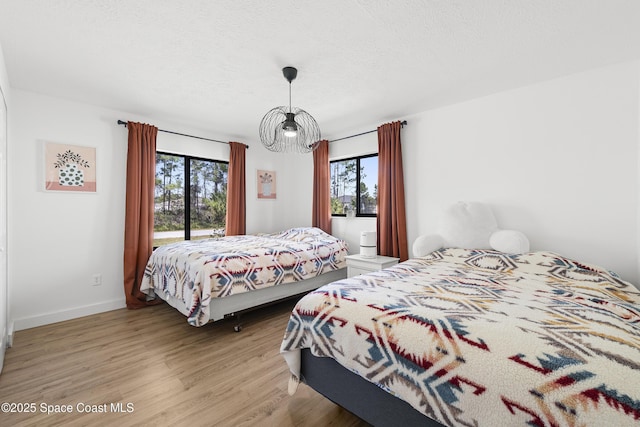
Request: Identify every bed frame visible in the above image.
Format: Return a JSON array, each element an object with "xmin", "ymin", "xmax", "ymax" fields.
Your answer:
[
  {"xmin": 300, "ymin": 348, "xmax": 445, "ymax": 427},
  {"xmin": 153, "ymin": 268, "xmax": 346, "ymax": 328}
]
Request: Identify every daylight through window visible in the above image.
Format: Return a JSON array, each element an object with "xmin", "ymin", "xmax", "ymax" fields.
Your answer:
[
  {"xmin": 154, "ymin": 152, "xmax": 228, "ymax": 247},
  {"xmin": 330, "ymin": 154, "xmax": 378, "ymax": 216}
]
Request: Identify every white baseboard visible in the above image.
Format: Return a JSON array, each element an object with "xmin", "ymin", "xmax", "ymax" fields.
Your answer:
[{"xmin": 12, "ymin": 299, "xmax": 126, "ymax": 332}]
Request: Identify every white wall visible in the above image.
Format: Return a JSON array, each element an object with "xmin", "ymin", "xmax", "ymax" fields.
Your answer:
[
  {"xmin": 8, "ymin": 90, "xmax": 307, "ymax": 330},
  {"xmin": 0, "ymin": 42, "xmax": 10, "ymax": 371},
  {"xmin": 401, "ymin": 61, "xmax": 639, "ymax": 285},
  {"xmin": 9, "ymin": 91, "xmax": 131, "ymax": 330},
  {"xmin": 7, "ymin": 60, "xmax": 639, "ymax": 332},
  {"xmin": 638, "ymin": 68, "xmax": 640, "ymax": 285},
  {"xmin": 245, "ymin": 148, "xmax": 314, "ymax": 235},
  {"xmin": 329, "ymin": 62, "xmax": 640, "ymax": 286},
  {"xmin": 0, "ymin": 46, "xmax": 9, "ymax": 106}
]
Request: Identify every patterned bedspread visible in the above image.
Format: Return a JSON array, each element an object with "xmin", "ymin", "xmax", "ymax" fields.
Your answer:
[
  {"xmin": 280, "ymin": 248, "xmax": 640, "ymax": 426},
  {"xmin": 140, "ymin": 227, "xmax": 348, "ymax": 326}
]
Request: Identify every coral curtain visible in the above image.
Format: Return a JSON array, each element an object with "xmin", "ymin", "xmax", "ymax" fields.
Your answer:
[
  {"xmin": 377, "ymin": 121, "xmax": 408, "ymax": 261},
  {"xmin": 312, "ymin": 139, "xmax": 332, "ymax": 234},
  {"xmin": 225, "ymin": 141, "xmax": 246, "ymax": 236},
  {"xmin": 123, "ymin": 122, "xmax": 160, "ymax": 309}
]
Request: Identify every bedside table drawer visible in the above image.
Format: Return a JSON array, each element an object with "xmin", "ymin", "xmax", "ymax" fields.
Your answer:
[
  {"xmin": 345, "ymin": 254, "xmax": 400, "ymax": 278},
  {"xmin": 347, "ymin": 266, "xmax": 373, "ymax": 277}
]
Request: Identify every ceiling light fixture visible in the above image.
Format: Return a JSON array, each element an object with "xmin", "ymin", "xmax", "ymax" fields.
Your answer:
[{"xmin": 259, "ymin": 66, "xmax": 321, "ymax": 153}]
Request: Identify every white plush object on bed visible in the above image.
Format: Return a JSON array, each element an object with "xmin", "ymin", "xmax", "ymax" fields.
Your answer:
[
  {"xmin": 413, "ymin": 201, "xmax": 529, "ymax": 257},
  {"xmin": 490, "ymin": 229, "xmax": 530, "ymax": 254}
]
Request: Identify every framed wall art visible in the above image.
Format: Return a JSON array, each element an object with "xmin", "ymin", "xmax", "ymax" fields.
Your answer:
[
  {"xmin": 44, "ymin": 142, "xmax": 96, "ymax": 192},
  {"xmin": 257, "ymin": 169, "xmax": 276, "ymax": 199}
]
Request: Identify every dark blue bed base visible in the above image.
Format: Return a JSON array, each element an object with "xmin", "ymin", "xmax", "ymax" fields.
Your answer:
[{"xmin": 300, "ymin": 349, "xmax": 445, "ymax": 427}]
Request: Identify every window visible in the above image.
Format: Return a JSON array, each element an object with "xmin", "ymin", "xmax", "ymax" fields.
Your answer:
[
  {"xmin": 154, "ymin": 152, "xmax": 228, "ymax": 247},
  {"xmin": 330, "ymin": 154, "xmax": 378, "ymax": 216}
]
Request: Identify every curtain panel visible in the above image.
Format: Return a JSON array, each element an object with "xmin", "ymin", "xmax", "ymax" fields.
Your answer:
[
  {"xmin": 225, "ymin": 141, "xmax": 247, "ymax": 236},
  {"xmin": 123, "ymin": 122, "xmax": 160, "ymax": 308},
  {"xmin": 377, "ymin": 121, "xmax": 409, "ymax": 261},
  {"xmin": 312, "ymin": 139, "xmax": 332, "ymax": 234}
]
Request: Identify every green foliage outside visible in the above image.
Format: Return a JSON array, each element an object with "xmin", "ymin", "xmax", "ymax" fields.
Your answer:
[
  {"xmin": 154, "ymin": 154, "xmax": 228, "ymax": 235},
  {"xmin": 330, "ymin": 158, "xmax": 377, "ymax": 215}
]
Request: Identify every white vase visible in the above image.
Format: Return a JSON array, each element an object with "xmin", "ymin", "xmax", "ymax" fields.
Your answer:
[{"xmin": 58, "ymin": 163, "xmax": 85, "ymax": 186}]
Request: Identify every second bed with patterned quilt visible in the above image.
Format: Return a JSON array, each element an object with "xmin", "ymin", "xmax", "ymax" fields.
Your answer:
[
  {"xmin": 141, "ymin": 227, "xmax": 348, "ymax": 326},
  {"xmin": 281, "ymin": 248, "xmax": 640, "ymax": 426}
]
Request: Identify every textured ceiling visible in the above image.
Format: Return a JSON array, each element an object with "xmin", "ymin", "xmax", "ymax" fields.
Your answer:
[{"xmin": 1, "ymin": 0, "xmax": 639, "ymax": 142}]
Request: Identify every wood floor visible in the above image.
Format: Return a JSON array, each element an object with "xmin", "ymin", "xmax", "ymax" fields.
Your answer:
[{"xmin": 0, "ymin": 299, "xmax": 370, "ymax": 427}]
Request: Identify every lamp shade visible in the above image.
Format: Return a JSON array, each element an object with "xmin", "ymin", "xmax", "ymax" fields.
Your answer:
[
  {"xmin": 259, "ymin": 66, "xmax": 321, "ymax": 153},
  {"xmin": 259, "ymin": 106, "xmax": 320, "ymax": 153}
]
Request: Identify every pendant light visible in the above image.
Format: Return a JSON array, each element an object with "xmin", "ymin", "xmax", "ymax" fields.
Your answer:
[{"xmin": 259, "ymin": 66, "xmax": 321, "ymax": 153}]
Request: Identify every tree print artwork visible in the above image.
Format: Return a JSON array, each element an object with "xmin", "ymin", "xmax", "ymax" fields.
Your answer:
[
  {"xmin": 54, "ymin": 150, "xmax": 90, "ymax": 186},
  {"xmin": 45, "ymin": 142, "xmax": 96, "ymax": 192},
  {"xmin": 257, "ymin": 170, "xmax": 276, "ymax": 199}
]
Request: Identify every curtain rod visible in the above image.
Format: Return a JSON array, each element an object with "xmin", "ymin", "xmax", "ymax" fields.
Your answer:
[
  {"xmin": 328, "ymin": 120, "xmax": 407, "ymax": 143},
  {"xmin": 117, "ymin": 120, "xmax": 248, "ymax": 148}
]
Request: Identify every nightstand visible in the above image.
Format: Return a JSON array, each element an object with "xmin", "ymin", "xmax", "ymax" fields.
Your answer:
[{"xmin": 345, "ymin": 254, "xmax": 400, "ymax": 278}]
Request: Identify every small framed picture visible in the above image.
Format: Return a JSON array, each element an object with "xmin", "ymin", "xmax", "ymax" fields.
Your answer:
[
  {"xmin": 257, "ymin": 169, "xmax": 276, "ymax": 199},
  {"xmin": 44, "ymin": 142, "xmax": 96, "ymax": 192}
]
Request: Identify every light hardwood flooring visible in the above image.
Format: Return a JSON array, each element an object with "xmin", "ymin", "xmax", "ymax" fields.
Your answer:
[{"xmin": 0, "ymin": 299, "xmax": 369, "ymax": 427}]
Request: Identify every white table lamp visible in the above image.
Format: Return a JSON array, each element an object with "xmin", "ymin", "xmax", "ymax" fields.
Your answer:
[{"xmin": 360, "ymin": 231, "xmax": 377, "ymax": 258}]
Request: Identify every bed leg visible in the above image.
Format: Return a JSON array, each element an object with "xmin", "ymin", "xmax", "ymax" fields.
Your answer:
[{"xmin": 233, "ymin": 313, "xmax": 243, "ymax": 332}]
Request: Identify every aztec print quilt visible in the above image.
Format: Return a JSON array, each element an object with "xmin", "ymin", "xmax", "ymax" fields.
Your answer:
[
  {"xmin": 140, "ymin": 227, "xmax": 348, "ymax": 326},
  {"xmin": 280, "ymin": 248, "xmax": 640, "ymax": 427}
]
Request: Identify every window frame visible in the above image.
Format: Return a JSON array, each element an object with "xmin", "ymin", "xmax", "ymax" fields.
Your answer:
[
  {"xmin": 155, "ymin": 151, "xmax": 229, "ymax": 242},
  {"xmin": 330, "ymin": 153, "xmax": 378, "ymax": 218}
]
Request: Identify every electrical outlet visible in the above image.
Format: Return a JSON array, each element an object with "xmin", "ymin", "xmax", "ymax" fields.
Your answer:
[{"xmin": 92, "ymin": 274, "xmax": 102, "ymax": 286}]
